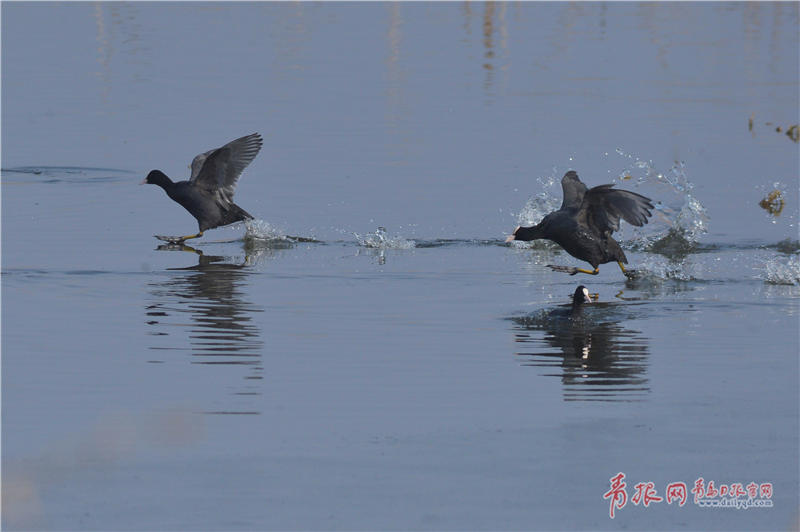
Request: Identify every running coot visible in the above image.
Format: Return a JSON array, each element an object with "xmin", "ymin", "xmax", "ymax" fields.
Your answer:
[
  {"xmin": 142, "ymin": 133, "xmax": 263, "ymax": 243},
  {"xmin": 506, "ymin": 171, "xmax": 654, "ymax": 276}
]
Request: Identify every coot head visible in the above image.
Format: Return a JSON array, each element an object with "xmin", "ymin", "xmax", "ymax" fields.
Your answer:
[
  {"xmin": 505, "ymin": 221, "xmax": 546, "ymax": 242},
  {"xmin": 141, "ymin": 170, "xmax": 171, "ymax": 187},
  {"xmin": 573, "ymin": 285, "xmax": 593, "ymax": 306}
]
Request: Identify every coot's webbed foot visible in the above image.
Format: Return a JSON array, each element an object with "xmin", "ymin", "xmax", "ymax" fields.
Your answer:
[
  {"xmin": 622, "ymin": 268, "xmax": 640, "ymax": 280},
  {"xmin": 154, "ymin": 231, "xmax": 204, "ymax": 244},
  {"xmin": 547, "ymin": 265, "xmax": 600, "ymax": 276},
  {"xmin": 618, "ymin": 261, "xmax": 640, "ymax": 279}
]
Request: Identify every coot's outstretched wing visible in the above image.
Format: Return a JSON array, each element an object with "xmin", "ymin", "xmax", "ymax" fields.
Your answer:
[
  {"xmin": 579, "ymin": 184, "xmax": 654, "ymax": 234},
  {"xmin": 189, "ymin": 133, "xmax": 263, "ymax": 206},
  {"xmin": 560, "ymin": 171, "xmax": 588, "ymax": 210}
]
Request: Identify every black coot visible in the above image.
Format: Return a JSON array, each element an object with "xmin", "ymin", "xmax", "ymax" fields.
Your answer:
[
  {"xmin": 142, "ymin": 133, "xmax": 263, "ymax": 242},
  {"xmin": 506, "ymin": 171, "xmax": 653, "ymax": 276}
]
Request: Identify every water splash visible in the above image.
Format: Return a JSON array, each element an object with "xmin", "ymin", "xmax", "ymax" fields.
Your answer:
[
  {"xmin": 762, "ymin": 254, "xmax": 800, "ymax": 285},
  {"xmin": 613, "ymin": 158, "xmax": 709, "ymax": 251},
  {"xmin": 513, "ymin": 174, "xmax": 560, "ymax": 227},
  {"xmin": 243, "ymin": 219, "xmax": 294, "ymax": 243},
  {"xmin": 510, "ymin": 174, "xmax": 561, "ymax": 249},
  {"xmin": 354, "ymin": 227, "xmax": 415, "ymax": 249},
  {"xmin": 630, "ymin": 255, "xmax": 697, "ymax": 282}
]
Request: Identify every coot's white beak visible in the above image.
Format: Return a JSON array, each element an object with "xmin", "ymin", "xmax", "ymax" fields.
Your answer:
[
  {"xmin": 140, "ymin": 177, "xmax": 147, "ymax": 185},
  {"xmin": 505, "ymin": 226, "xmax": 520, "ymax": 243}
]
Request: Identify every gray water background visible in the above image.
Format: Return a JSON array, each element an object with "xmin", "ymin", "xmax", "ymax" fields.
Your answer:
[{"xmin": 2, "ymin": 2, "xmax": 799, "ymax": 530}]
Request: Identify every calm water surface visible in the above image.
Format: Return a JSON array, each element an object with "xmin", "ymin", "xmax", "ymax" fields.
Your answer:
[{"xmin": 2, "ymin": 3, "xmax": 798, "ymax": 530}]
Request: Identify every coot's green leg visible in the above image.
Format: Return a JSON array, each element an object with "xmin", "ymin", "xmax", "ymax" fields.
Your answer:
[
  {"xmin": 618, "ymin": 261, "xmax": 639, "ymax": 279},
  {"xmin": 547, "ymin": 265, "xmax": 599, "ymax": 275},
  {"xmin": 179, "ymin": 231, "xmax": 204, "ymax": 242}
]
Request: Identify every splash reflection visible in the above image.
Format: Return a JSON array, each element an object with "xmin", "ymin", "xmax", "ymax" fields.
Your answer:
[
  {"xmin": 145, "ymin": 246, "xmax": 264, "ymax": 412},
  {"xmin": 511, "ymin": 307, "xmax": 650, "ymax": 402}
]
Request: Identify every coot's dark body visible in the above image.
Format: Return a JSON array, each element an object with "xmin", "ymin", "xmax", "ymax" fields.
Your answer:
[
  {"xmin": 143, "ymin": 132, "xmax": 263, "ymax": 241},
  {"xmin": 146, "ymin": 172, "xmax": 254, "ymax": 232},
  {"xmin": 515, "ymin": 204, "xmax": 629, "ymax": 269},
  {"xmin": 508, "ymin": 171, "xmax": 654, "ymax": 275}
]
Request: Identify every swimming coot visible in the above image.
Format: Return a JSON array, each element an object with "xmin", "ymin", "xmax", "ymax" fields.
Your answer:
[
  {"xmin": 142, "ymin": 133, "xmax": 263, "ymax": 242},
  {"xmin": 540, "ymin": 285, "xmax": 594, "ymax": 320},
  {"xmin": 565, "ymin": 285, "xmax": 593, "ymax": 317},
  {"xmin": 506, "ymin": 171, "xmax": 654, "ymax": 276}
]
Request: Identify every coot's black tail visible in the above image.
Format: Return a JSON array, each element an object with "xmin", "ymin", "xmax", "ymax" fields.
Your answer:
[{"xmin": 221, "ymin": 202, "xmax": 254, "ymax": 226}]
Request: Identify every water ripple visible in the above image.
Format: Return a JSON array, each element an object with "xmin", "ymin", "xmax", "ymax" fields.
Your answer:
[
  {"xmin": 1, "ymin": 166, "xmax": 134, "ymax": 184},
  {"xmin": 510, "ymin": 305, "xmax": 651, "ymax": 403}
]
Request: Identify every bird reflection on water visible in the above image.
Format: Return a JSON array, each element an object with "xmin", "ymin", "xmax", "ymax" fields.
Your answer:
[
  {"xmin": 145, "ymin": 244, "xmax": 267, "ymax": 414},
  {"xmin": 511, "ymin": 298, "xmax": 651, "ymax": 402}
]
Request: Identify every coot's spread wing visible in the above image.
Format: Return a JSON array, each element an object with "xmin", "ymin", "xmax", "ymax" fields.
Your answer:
[
  {"xmin": 189, "ymin": 148, "xmax": 216, "ymax": 181},
  {"xmin": 579, "ymin": 184, "xmax": 654, "ymax": 234},
  {"xmin": 189, "ymin": 133, "xmax": 263, "ymax": 206},
  {"xmin": 560, "ymin": 171, "xmax": 588, "ymax": 210}
]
